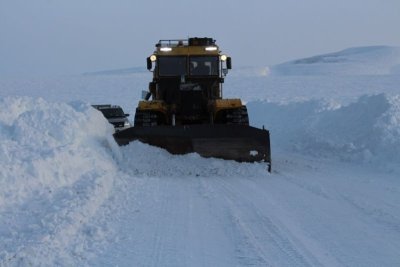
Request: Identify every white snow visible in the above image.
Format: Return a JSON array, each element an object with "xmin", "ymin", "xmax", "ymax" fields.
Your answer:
[
  {"xmin": 271, "ymin": 46, "xmax": 400, "ymax": 76},
  {"xmin": 248, "ymin": 93, "xmax": 400, "ymax": 171},
  {"xmin": 0, "ymin": 97, "xmax": 123, "ymax": 265},
  {"xmin": 1, "ymin": 46, "xmax": 400, "ymax": 266}
]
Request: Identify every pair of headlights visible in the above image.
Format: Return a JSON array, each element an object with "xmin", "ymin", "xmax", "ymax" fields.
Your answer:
[
  {"xmin": 149, "ymin": 54, "xmax": 228, "ymax": 62},
  {"xmin": 159, "ymin": 46, "xmax": 217, "ymax": 52}
]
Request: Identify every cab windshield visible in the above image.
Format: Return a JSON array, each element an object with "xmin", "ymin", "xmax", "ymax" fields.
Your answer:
[
  {"xmin": 157, "ymin": 56, "xmax": 219, "ymax": 77},
  {"xmin": 158, "ymin": 56, "xmax": 187, "ymax": 76},
  {"xmin": 190, "ymin": 56, "xmax": 219, "ymax": 76}
]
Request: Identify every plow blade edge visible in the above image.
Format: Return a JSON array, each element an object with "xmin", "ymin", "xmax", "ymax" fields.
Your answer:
[{"xmin": 113, "ymin": 124, "xmax": 271, "ymax": 171}]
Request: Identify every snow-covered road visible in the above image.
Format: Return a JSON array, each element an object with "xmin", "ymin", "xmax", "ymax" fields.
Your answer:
[{"xmin": 87, "ymin": 146, "xmax": 400, "ymax": 267}]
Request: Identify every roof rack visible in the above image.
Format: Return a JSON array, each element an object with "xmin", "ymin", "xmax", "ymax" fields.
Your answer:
[
  {"xmin": 155, "ymin": 37, "xmax": 216, "ymax": 47},
  {"xmin": 156, "ymin": 39, "xmax": 188, "ymax": 47},
  {"xmin": 188, "ymin": 37, "xmax": 215, "ymax": 46}
]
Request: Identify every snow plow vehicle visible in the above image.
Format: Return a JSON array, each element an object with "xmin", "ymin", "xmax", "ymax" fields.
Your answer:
[{"xmin": 114, "ymin": 37, "xmax": 271, "ymax": 171}]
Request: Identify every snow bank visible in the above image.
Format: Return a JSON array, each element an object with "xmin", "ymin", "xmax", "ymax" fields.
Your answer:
[
  {"xmin": 0, "ymin": 97, "xmax": 119, "ymax": 266},
  {"xmin": 271, "ymin": 46, "xmax": 400, "ymax": 76},
  {"xmin": 248, "ymin": 94, "xmax": 400, "ymax": 169}
]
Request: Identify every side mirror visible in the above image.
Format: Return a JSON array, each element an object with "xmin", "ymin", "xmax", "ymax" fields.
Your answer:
[
  {"xmin": 147, "ymin": 57, "xmax": 152, "ymax": 70},
  {"xmin": 226, "ymin": 57, "xmax": 232, "ymax": 69},
  {"xmin": 142, "ymin": 90, "xmax": 150, "ymax": 100}
]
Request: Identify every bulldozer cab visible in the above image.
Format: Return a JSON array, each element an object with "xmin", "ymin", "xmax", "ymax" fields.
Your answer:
[{"xmin": 147, "ymin": 38, "xmax": 231, "ymax": 103}]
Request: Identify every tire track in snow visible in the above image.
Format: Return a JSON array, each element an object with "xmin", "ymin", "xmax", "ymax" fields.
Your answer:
[
  {"xmin": 339, "ymin": 193, "xmax": 400, "ymax": 232},
  {"xmin": 255, "ymin": 154, "xmax": 400, "ymax": 266},
  {"xmin": 133, "ymin": 176, "xmax": 240, "ymax": 267},
  {"xmin": 147, "ymin": 178, "xmax": 179, "ymax": 267},
  {"xmin": 144, "ymin": 177, "xmax": 197, "ymax": 267},
  {"xmin": 212, "ymin": 176, "xmax": 322, "ymax": 267}
]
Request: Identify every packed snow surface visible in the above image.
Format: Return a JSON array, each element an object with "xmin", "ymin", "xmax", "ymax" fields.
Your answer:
[{"xmin": 1, "ymin": 46, "xmax": 400, "ymax": 266}]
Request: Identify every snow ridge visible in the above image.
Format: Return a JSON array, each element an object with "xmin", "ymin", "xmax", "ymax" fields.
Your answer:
[
  {"xmin": 0, "ymin": 97, "xmax": 119, "ymax": 266},
  {"xmin": 248, "ymin": 93, "xmax": 400, "ymax": 170}
]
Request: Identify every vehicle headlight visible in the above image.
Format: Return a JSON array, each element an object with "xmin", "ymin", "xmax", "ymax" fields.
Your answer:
[
  {"xmin": 150, "ymin": 54, "xmax": 157, "ymax": 62},
  {"xmin": 160, "ymin": 47, "xmax": 172, "ymax": 52},
  {"xmin": 205, "ymin": 46, "xmax": 217, "ymax": 51},
  {"xmin": 220, "ymin": 54, "xmax": 227, "ymax": 61}
]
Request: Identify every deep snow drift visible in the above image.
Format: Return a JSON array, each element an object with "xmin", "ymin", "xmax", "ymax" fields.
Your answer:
[
  {"xmin": 1, "ymin": 46, "xmax": 400, "ymax": 266},
  {"xmin": 248, "ymin": 93, "xmax": 400, "ymax": 170},
  {"xmin": 0, "ymin": 97, "xmax": 122, "ymax": 265}
]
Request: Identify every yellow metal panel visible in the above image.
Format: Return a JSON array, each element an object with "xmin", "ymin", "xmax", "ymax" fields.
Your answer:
[
  {"xmin": 138, "ymin": 100, "xmax": 168, "ymax": 113},
  {"xmin": 213, "ymin": 99, "xmax": 243, "ymax": 109}
]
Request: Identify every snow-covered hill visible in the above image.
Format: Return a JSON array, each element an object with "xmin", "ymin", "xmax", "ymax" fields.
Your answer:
[
  {"xmin": 1, "ymin": 46, "xmax": 400, "ymax": 266},
  {"xmin": 271, "ymin": 46, "xmax": 400, "ymax": 76}
]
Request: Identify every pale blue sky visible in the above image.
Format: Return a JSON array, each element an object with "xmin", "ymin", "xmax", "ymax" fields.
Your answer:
[{"xmin": 1, "ymin": 0, "xmax": 399, "ymax": 76}]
